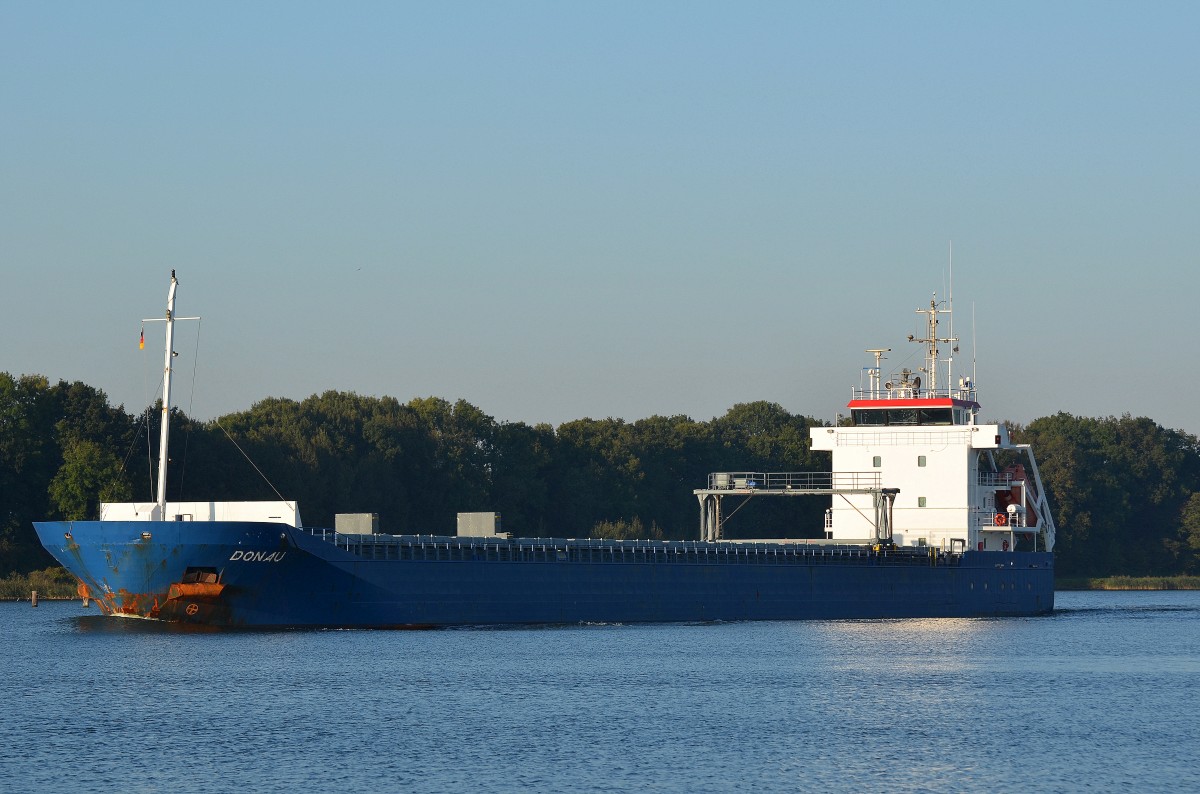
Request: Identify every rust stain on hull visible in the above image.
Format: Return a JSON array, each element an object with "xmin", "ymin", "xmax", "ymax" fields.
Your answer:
[
  {"xmin": 92, "ymin": 588, "xmax": 164, "ymax": 619},
  {"xmin": 167, "ymin": 582, "xmax": 225, "ymax": 600}
]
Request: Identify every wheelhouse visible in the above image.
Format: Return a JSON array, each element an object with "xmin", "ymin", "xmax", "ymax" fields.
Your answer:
[{"xmin": 848, "ymin": 399, "xmax": 978, "ymax": 427}]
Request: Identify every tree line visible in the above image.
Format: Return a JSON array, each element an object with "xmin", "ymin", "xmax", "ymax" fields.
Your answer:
[{"xmin": 4, "ymin": 370, "xmax": 1200, "ymax": 577}]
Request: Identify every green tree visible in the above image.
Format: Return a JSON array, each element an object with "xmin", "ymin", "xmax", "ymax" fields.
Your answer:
[
  {"xmin": 626, "ymin": 414, "xmax": 715, "ymax": 539},
  {"xmin": 1, "ymin": 374, "xmax": 140, "ymax": 571},
  {"xmin": 712, "ymin": 401, "xmax": 821, "ymax": 469},
  {"xmin": 1, "ymin": 374, "xmax": 61, "ymax": 571},
  {"xmin": 49, "ymin": 439, "xmax": 132, "ymax": 520},
  {"xmin": 1015, "ymin": 412, "xmax": 1200, "ymax": 577},
  {"xmin": 9, "ymin": 365, "xmax": 1200, "ymax": 580},
  {"xmin": 491, "ymin": 421, "xmax": 556, "ymax": 536},
  {"xmin": 708, "ymin": 402, "xmax": 827, "ymax": 539},
  {"xmin": 550, "ymin": 417, "xmax": 642, "ymax": 536},
  {"xmin": 591, "ymin": 516, "xmax": 663, "ymax": 540},
  {"xmin": 1177, "ymin": 493, "xmax": 1200, "ymax": 573}
]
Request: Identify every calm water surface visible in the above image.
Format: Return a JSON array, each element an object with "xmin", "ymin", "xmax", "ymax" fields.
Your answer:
[{"xmin": 2, "ymin": 591, "xmax": 1198, "ymax": 793}]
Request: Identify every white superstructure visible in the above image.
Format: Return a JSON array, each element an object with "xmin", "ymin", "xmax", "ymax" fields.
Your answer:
[
  {"xmin": 100, "ymin": 500, "xmax": 301, "ymax": 526},
  {"xmin": 809, "ymin": 295, "xmax": 1055, "ymax": 553}
]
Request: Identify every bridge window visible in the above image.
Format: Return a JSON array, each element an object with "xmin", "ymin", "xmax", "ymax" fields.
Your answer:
[
  {"xmin": 852, "ymin": 409, "xmax": 887, "ymax": 426},
  {"xmin": 919, "ymin": 408, "xmax": 953, "ymax": 425},
  {"xmin": 851, "ymin": 407, "xmax": 959, "ymax": 426}
]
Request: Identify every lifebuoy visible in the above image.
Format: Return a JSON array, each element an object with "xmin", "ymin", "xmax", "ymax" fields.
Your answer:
[{"xmin": 994, "ymin": 512, "xmax": 1007, "ymax": 526}]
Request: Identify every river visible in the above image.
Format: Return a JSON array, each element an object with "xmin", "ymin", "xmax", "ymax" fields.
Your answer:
[{"xmin": 2, "ymin": 591, "xmax": 1197, "ymax": 792}]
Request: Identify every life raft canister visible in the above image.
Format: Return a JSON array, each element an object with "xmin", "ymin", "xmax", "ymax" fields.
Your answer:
[{"xmin": 994, "ymin": 512, "xmax": 1007, "ymax": 526}]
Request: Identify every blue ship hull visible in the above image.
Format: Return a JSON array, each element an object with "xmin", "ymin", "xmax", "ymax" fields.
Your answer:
[{"xmin": 35, "ymin": 520, "xmax": 1054, "ymax": 627}]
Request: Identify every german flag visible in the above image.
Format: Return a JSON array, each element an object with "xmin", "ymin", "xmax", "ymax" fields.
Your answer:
[{"xmin": 139, "ymin": 328, "xmax": 144, "ymax": 350}]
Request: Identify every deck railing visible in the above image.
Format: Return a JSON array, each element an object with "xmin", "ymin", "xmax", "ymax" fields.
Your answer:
[
  {"xmin": 705, "ymin": 471, "xmax": 881, "ymax": 491},
  {"xmin": 851, "ymin": 387, "xmax": 977, "ymax": 401},
  {"xmin": 983, "ymin": 471, "xmax": 1043, "ymax": 499},
  {"xmin": 979, "ymin": 472, "xmax": 1016, "ymax": 488},
  {"xmin": 295, "ymin": 528, "xmax": 959, "ymax": 566}
]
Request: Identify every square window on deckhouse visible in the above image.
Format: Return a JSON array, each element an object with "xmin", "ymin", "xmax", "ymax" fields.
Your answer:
[
  {"xmin": 918, "ymin": 455, "xmax": 927, "ymax": 467},
  {"xmin": 872, "ymin": 456, "xmax": 882, "ymax": 467}
]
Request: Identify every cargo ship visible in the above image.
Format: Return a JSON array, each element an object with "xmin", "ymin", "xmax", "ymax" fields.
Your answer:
[{"xmin": 35, "ymin": 273, "xmax": 1055, "ymax": 627}]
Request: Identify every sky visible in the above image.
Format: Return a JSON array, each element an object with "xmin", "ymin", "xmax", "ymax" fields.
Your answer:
[{"xmin": 3, "ymin": 1, "xmax": 1198, "ymax": 434}]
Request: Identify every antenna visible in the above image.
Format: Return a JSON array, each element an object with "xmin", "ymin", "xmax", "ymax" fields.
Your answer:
[
  {"xmin": 972, "ymin": 301, "xmax": 977, "ymax": 396},
  {"xmin": 948, "ymin": 241, "xmax": 954, "ymax": 394}
]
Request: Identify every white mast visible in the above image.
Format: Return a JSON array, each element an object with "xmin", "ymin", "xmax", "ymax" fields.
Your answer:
[
  {"xmin": 156, "ymin": 271, "xmax": 178, "ymax": 516},
  {"xmin": 910, "ymin": 295, "xmax": 957, "ymax": 394},
  {"xmin": 144, "ymin": 270, "xmax": 199, "ymax": 519}
]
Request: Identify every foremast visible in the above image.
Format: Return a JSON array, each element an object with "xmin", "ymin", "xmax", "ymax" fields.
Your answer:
[
  {"xmin": 156, "ymin": 272, "xmax": 178, "ymax": 514},
  {"xmin": 144, "ymin": 270, "xmax": 199, "ymax": 520}
]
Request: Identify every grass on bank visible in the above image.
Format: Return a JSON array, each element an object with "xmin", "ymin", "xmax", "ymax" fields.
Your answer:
[
  {"xmin": 1, "ymin": 567, "xmax": 79, "ymax": 600},
  {"xmin": 1055, "ymin": 575, "xmax": 1200, "ymax": 590}
]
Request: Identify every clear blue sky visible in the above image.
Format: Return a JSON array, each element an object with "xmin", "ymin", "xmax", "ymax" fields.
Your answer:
[{"xmin": 3, "ymin": 2, "xmax": 1198, "ymax": 433}]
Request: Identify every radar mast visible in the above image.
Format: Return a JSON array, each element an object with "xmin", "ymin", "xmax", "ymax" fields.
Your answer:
[{"xmin": 908, "ymin": 295, "xmax": 957, "ymax": 395}]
